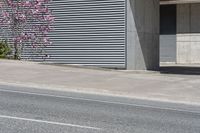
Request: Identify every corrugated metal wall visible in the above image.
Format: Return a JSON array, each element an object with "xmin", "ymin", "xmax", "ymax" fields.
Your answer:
[{"xmin": 22, "ymin": 0, "xmax": 126, "ymax": 68}]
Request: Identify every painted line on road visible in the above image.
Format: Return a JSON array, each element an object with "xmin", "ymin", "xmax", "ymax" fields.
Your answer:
[
  {"xmin": 0, "ymin": 88, "xmax": 200, "ymax": 114},
  {"xmin": 0, "ymin": 114, "xmax": 101, "ymax": 130}
]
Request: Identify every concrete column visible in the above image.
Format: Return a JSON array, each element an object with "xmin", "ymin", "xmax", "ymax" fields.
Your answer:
[
  {"xmin": 176, "ymin": 4, "xmax": 191, "ymax": 63},
  {"xmin": 177, "ymin": 3, "xmax": 200, "ymax": 64},
  {"xmin": 126, "ymin": 0, "xmax": 160, "ymax": 70}
]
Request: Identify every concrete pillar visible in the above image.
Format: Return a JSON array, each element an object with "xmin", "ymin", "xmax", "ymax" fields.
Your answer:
[
  {"xmin": 126, "ymin": 0, "xmax": 160, "ymax": 70},
  {"xmin": 177, "ymin": 3, "xmax": 200, "ymax": 64},
  {"xmin": 176, "ymin": 4, "xmax": 191, "ymax": 63}
]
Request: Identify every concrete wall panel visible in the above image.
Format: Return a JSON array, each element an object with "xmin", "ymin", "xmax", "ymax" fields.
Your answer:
[
  {"xmin": 177, "ymin": 4, "xmax": 190, "ymax": 33},
  {"xmin": 127, "ymin": 0, "xmax": 160, "ymax": 70},
  {"xmin": 191, "ymin": 4, "xmax": 200, "ymax": 33},
  {"xmin": 177, "ymin": 3, "xmax": 200, "ymax": 64}
]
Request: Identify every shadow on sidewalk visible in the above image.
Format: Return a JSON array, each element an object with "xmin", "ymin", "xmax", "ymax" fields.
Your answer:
[{"xmin": 160, "ymin": 66, "xmax": 200, "ymax": 75}]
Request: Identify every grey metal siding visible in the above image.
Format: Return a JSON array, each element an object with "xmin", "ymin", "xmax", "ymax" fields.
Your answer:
[
  {"xmin": 160, "ymin": 35, "xmax": 176, "ymax": 62},
  {"xmin": 22, "ymin": 0, "xmax": 126, "ymax": 68}
]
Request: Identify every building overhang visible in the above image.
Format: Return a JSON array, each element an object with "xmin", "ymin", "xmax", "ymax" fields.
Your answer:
[{"xmin": 160, "ymin": 0, "xmax": 200, "ymax": 5}]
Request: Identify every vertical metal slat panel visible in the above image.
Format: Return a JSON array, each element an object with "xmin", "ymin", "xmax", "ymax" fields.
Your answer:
[{"xmin": 22, "ymin": 0, "xmax": 126, "ymax": 68}]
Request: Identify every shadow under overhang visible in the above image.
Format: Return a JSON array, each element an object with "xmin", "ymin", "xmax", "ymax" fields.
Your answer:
[{"xmin": 160, "ymin": 0, "xmax": 200, "ymax": 5}]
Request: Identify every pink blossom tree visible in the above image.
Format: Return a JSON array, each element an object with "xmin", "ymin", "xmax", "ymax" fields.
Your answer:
[{"xmin": 0, "ymin": 0, "xmax": 54, "ymax": 59}]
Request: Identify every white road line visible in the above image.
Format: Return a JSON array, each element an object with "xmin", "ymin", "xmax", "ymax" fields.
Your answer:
[
  {"xmin": 0, "ymin": 114, "xmax": 101, "ymax": 130},
  {"xmin": 0, "ymin": 88, "xmax": 200, "ymax": 114}
]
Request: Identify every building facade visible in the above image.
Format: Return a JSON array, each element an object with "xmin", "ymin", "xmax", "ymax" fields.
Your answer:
[
  {"xmin": 160, "ymin": 0, "xmax": 200, "ymax": 64},
  {"xmin": 22, "ymin": 0, "xmax": 160, "ymax": 70},
  {"xmin": 2, "ymin": 0, "xmax": 200, "ymax": 70}
]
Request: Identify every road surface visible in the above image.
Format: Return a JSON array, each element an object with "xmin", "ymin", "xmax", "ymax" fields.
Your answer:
[{"xmin": 0, "ymin": 85, "xmax": 200, "ymax": 133}]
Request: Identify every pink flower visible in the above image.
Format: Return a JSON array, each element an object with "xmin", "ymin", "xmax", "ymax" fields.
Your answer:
[
  {"xmin": 44, "ymin": 15, "xmax": 54, "ymax": 22},
  {"xmin": 1, "ymin": 0, "xmax": 53, "ymax": 58},
  {"xmin": 2, "ymin": 11, "xmax": 9, "ymax": 18}
]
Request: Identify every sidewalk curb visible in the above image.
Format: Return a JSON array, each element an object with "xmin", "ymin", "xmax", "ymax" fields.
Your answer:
[{"xmin": 0, "ymin": 80, "xmax": 200, "ymax": 106}]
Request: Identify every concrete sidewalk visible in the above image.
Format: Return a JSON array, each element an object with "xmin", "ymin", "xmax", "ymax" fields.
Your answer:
[{"xmin": 0, "ymin": 59, "xmax": 200, "ymax": 105}]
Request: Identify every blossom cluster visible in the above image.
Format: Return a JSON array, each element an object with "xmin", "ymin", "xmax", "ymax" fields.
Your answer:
[{"xmin": 0, "ymin": 0, "xmax": 54, "ymax": 59}]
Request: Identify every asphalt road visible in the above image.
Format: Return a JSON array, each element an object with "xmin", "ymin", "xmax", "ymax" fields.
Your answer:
[{"xmin": 0, "ymin": 85, "xmax": 200, "ymax": 133}]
